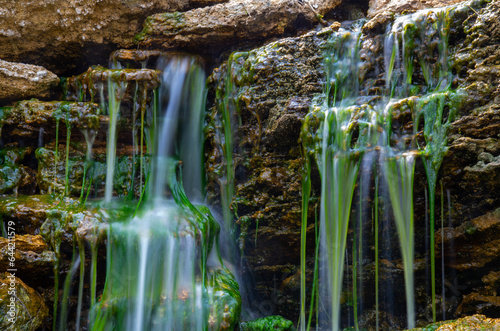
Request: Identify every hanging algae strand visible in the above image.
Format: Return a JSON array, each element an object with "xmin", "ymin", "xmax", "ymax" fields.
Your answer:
[{"xmin": 300, "ymin": 26, "xmax": 367, "ymax": 330}]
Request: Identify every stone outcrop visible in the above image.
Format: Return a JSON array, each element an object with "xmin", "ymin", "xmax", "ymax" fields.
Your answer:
[
  {"xmin": 0, "ymin": 0, "xmax": 190, "ymax": 76},
  {"xmin": 0, "ymin": 60, "xmax": 60, "ymax": 106},
  {"xmin": 367, "ymin": 0, "xmax": 465, "ymax": 18},
  {"xmin": 135, "ymin": 0, "xmax": 340, "ymax": 55}
]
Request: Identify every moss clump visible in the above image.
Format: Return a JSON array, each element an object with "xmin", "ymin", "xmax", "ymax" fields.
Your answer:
[{"xmin": 239, "ymin": 315, "xmax": 295, "ymax": 331}]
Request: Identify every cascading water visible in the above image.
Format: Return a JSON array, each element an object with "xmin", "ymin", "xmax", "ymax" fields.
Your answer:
[
  {"xmin": 51, "ymin": 55, "xmax": 241, "ymax": 330},
  {"xmin": 300, "ymin": 3, "xmax": 463, "ymax": 330}
]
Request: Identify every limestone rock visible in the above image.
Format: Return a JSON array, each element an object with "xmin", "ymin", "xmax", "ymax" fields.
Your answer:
[
  {"xmin": 0, "ymin": 0, "xmax": 190, "ymax": 76},
  {"xmin": 0, "ymin": 235, "xmax": 56, "ymax": 287},
  {"xmin": 367, "ymin": 0, "xmax": 465, "ymax": 19},
  {"xmin": 410, "ymin": 314, "xmax": 500, "ymax": 330},
  {"xmin": 135, "ymin": 0, "xmax": 340, "ymax": 55},
  {"xmin": 0, "ymin": 272, "xmax": 49, "ymax": 330},
  {"xmin": 0, "ymin": 60, "xmax": 60, "ymax": 106}
]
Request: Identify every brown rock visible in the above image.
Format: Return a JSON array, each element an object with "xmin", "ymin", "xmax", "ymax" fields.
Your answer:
[
  {"xmin": 367, "ymin": 0, "xmax": 465, "ymax": 19},
  {"xmin": 0, "ymin": 60, "xmax": 60, "ymax": 106},
  {"xmin": 436, "ymin": 208, "xmax": 500, "ymax": 270},
  {"xmin": 0, "ymin": 272, "xmax": 49, "ymax": 330},
  {"xmin": 0, "ymin": 235, "xmax": 56, "ymax": 287},
  {"xmin": 135, "ymin": 0, "xmax": 340, "ymax": 55},
  {"xmin": 0, "ymin": 0, "xmax": 190, "ymax": 76}
]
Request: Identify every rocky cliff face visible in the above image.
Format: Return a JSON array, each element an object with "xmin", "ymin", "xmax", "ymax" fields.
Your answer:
[
  {"xmin": 205, "ymin": 0, "xmax": 500, "ymax": 326},
  {"xmin": 1, "ymin": 0, "xmax": 500, "ymax": 329}
]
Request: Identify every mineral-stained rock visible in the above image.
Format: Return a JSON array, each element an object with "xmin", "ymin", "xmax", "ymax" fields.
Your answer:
[
  {"xmin": 135, "ymin": 0, "xmax": 340, "ymax": 55},
  {"xmin": 436, "ymin": 208, "xmax": 500, "ymax": 270},
  {"xmin": 0, "ymin": 235, "xmax": 56, "ymax": 287},
  {"xmin": 0, "ymin": 195, "xmax": 61, "ymax": 234},
  {"xmin": 0, "ymin": 60, "xmax": 60, "ymax": 106},
  {"xmin": 0, "ymin": 272, "xmax": 49, "ymax": 330},
  {"xmin": 409, "ymin": 314, "xmax": 500, "ymax": 330},
  {"xmin": 0, "ymin": 0, "xmax": 190, "ymax": 76}
]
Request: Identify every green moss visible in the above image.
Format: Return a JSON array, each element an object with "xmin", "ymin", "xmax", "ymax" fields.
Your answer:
[
  {"xmin": 239, "ymin": 315, "xmax": 295, "ymax": 331},
  {"xmin": 134, "ymin": 11, "xmax": 187, "ymax": 43},
  {"xmin": 0, "ymin": 147, "xmax": 32, "ymax": 194}
]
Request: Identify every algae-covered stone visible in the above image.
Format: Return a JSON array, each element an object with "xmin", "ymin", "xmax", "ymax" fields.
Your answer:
[
  {"xmin": 239, "ymin": 315, "xmax": 294, "ymax": 331},
  {"xmin": 0, "ymin": 60, "xmax": 60, "ymax": 106},
  {"xmin": 1, "ymin": 100, "xmax": 101, "ymax": 140},
  {"xmin": 0, "ymin": 272, "xmax": 49, "ymax": 330},
  {"xmin": 0, "ymin": 147, "xmax": 35, "ymax": 195},
  {"xmin": 36, "ymin": 145, "xmax": 150, "ymax": 199},
  {"xmin": 408, "ymin": 314, "xmax": 500, "ymax": 330}
]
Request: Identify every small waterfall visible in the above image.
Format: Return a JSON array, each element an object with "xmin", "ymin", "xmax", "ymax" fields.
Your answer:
[
  {"xmin": 300, "ymin": 4, "xmax": 462, "ymax": 330},
  {"xmin": 72, "ymin": 55, "xmax": 242, "ymax": 330}
]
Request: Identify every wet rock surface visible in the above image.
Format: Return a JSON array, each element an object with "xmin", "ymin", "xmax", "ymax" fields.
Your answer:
[
  {"xmin": 0, "ymin": 235, "xmax": 56, "ymax": 287},
  {"xmin": 205, "ymin": 0, "xmax": 500, "ymax": 323},
  {"xmin": 0, "ymin": 272, "xmax": 49, "ymax": 330},
  {"xmin": 135, "ymin": 0, "xmax": 340, "ymax": 55},
  {"xmin": 409, "ymin": 314, "xmax": 500, "ymax": 330},
  {"xmin": 0, "ymin": 0, "xmax": 190, "ymax": 76},
  {"xmin": 0, "ymin": 60, "xmax": 60, "ymax": 106}
]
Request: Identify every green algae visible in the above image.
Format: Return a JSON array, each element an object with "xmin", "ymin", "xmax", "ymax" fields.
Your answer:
[
  {"xmin": 134, "ymin": 11, "xmax": 187, "ymax": 44},
  {"xmin": 240, "ymin": 315, "xmax": 295, "ymax": 331},
  {"xmin": 0, "ymin": 147, "xmax": 32, "ymax": 195}
]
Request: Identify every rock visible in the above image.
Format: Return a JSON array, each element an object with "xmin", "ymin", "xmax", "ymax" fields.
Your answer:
[
  {"xmin": 0, "ymin": 60, "xmax": 60, "ymax": 106},
  {"xmin": 0, "ymin": 195, "xmax": 64, "ymax": 234},
  {"xmin": 190, "ymin": 0, "xmax": 229, "ymax": 8},
  {"xmin": 109, "ymin": 49, "xmax": 205, "ymax": 70},
  {"xmin": 1, "ymin": 100, "xmax": 101, "ymax": 141},
  {"xmin": 0, "ymin": 147, "xmax": 36, "ymax": 195},
  {"xmin": 205, "ymin": 26, "xmax": 333, "ymax": 317},
  {"xmin": 35, "ymin": 144, "xmax": 150, "ymax": 199},
  {"xmin": 0, "ymin": 272, "xmax": 49, "ymax": 330},
  {"xmin": 0, "ymin": 235, "xmax": 56, "ymax": 287},
  {"xmin": 367, "ymin": 0, "xmax": 465, "ymax": 19},
  {"xmin": 135, "ymin": 0, "xmax": 340, "ymax": 55},
  {"xmin": 409, "ymin": 314, "xmax": 500, "ymax": 330},
  {"xmin": 436, "ymin": 208, "xmax": 500, "ymax": 270},
  {"xmin": 0, "ymin": 0, "xmax": 190, "ymax": 76},
  {"xmin": 205, "ymin": 0, "xmax": 500, "ymax": 322}
]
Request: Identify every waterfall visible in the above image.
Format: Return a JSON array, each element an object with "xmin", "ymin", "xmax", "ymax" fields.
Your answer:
[
  {"xmin": 300, "ymin": 4, "xmax": 462, "ymax": 329},
  {"xmin": 73, "ymin": 55, "xmax": 241, "ymax": 330}
]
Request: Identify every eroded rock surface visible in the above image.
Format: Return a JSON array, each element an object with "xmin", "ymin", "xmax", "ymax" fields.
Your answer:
[
  {"xmin": 206, "ymin": 0, "xmax": 500, "ymax": 322},
  {"xmin": 135, "ymin": 0, "xmax": 340, "ymax": 55},
  {"xmin": 0, "ymin": 0, "xmax": 190, "ymax": 76},
  {"xmin": 0, "ymin": 60, "xmax": 60, "ymax": 106}
]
